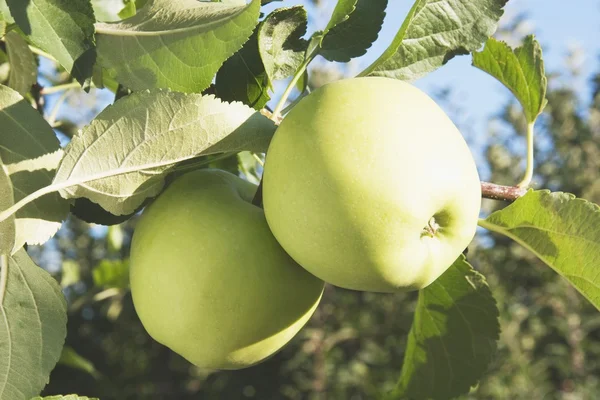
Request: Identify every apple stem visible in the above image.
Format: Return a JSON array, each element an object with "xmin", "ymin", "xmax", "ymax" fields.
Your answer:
[
  {"xmin": 271, "ymin": 58, "xmax": 312, "ymax": 121},
  {"xmin": 481, "ymin": 181, "xmax": 528, "ymax": 201}
]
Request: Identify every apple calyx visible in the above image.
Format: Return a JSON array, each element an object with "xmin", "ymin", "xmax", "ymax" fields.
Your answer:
[{"xmin": 421, "ymin": 216, "xmax": 441, "ymax": 238}]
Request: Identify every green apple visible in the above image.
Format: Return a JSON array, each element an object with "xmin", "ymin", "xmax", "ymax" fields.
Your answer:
[
  {"xmin": 130, "ymin": 169, "xmax": 324, "ymax": 370},
  {"xmin": 263, "ymin": 77, "xmax": 481, "ymax": 292}
]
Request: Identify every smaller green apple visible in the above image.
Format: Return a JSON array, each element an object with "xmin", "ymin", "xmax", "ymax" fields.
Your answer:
[{"xmin": 130, "ymin": 169, "xmax": 324, "ymax": 370}]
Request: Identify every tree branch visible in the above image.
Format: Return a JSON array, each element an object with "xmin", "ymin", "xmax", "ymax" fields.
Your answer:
[{"xmin": 481, "ymin": 181, "xmax": 527, "ymax": 202}]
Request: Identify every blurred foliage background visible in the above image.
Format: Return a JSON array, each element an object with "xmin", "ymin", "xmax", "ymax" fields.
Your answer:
[{"xmin": 11, "ymin": 1, "xmax": 599, "ymax": 399}]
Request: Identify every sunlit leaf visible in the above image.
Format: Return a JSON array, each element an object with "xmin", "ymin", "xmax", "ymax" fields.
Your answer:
[
  {"xmin": 360, "ymin": 0, "xmax": 507, "ymax": 81},
  {"xmin": 473, "ymin": 35, "xmax": 547, "ymax": 122},
  {"xmin": 0, "ymin": 249, "xmax": 67, "ymax": 399},
  {"xmin": 480, "ymin": 190, "xmax": 600, "ymax": 310},
  {"xmin": 0, "ymin": 85, "xmax": 69, "ymax": 251},
  {"xmin": 258, "ymin": 6, "xmax": 308, "ymax": 81},
  {"xmin": 95, "ymin": 0, "xmax": 261, "ymax": 92},
  {"xmin": 6, "ymin": 0, "xmax": 96, "ymax": 86},
  {"xmin": 54, "ymin": 90, "xmax": 276, "ymax": 215}
]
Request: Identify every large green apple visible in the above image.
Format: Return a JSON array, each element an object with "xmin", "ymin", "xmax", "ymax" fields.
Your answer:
[
  {"xmin": 129, "ymin": 169, "xmax": 324, "ymax": 370},
  {"xmin": 263, "ymin": 77, "xmax": 481, "ymax": 292}
]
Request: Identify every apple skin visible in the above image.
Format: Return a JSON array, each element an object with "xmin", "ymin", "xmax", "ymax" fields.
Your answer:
[
  {"xmin": 262, "ymin": 77, "xmax": 481, "ymax": 292},
  {"xmin": 129, "ymin": 169, "xmax": 324, "ymax": 370}
]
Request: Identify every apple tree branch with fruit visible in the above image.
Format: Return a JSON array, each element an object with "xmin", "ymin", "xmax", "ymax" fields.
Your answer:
[{"xmin": 0, "ymin": 0, "xmax": 598, "ymax": 399}]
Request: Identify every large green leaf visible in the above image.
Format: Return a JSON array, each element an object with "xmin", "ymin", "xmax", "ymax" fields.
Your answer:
[
  {"xmin": 0, "ymin": 85, "xmax": 69, "ymax": 252},
  {"xmin": 53, "ymin": 91, "xmax": 277, "ymax": 215},
  {"xmin": 391, "ymin": 256, "xmax": 499, "ymax": 399},
  {"xmin": 0, "ymin": 155, "xmax": 14, "ymax": 254},
  {"xmin": 473, "ymin": 35, "xmax": 547, "ymax": 122},
  {"xmin": 0, "ymin": 249, "xmax": 68, "ymax": 399},
  {"xmin": 6, "ymin": 0, "xmax": 96, "ymax": 86},
  {"xmin": 479, "ymin": 190, "xmax": 600, "ymax": 310},
  {"xmin": 95, "ymin": 0, "xmax": 261, "ymax": 92},
  {"xmin": 5, "ymin": 31, "xmax": 37, "ymax": 96},
  {"xmin": 320, "ymin": 0, "xmax": 387, "ymax": 63},
  {"xmin": 360, "ymin": 0, "xmax": 506, "ymax": 81},
  {"xmin": 258, "ymin": 6, "xmax": 308, "ymax": 82}
]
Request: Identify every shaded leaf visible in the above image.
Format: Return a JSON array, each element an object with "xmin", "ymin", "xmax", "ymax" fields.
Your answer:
[
  {"xmin": 53, "ymin": 90, "xmax": 276, "ymax": 215},
  {"xmin": 0, "ymin": 85, "xmax": 69, "ymax": 251},
  {"xmin": 6, "ymin": 0, "xmax": 96, "ymax": 86},
  {"xmin": 258, "ymin": 6, "xmax": 308, "ymax": 81},
  {"xmin": 480, "ymin": 190, "xmax": 600, "ymax": 310},
  {"xmin": 473, "ymin": 35, "xmax": 547, "ymax": 122},
  {"xmin": 320, "ymin": 0, "xmax": 387, "ymax": 62},
  {"xmin": 95, "ymin": 0, "xmax": 261, "ymax": 92},
  {"xmin": 5, "ymin": 31, "xmax": 37, "ymax": 96},
  {"xmin": 70, "ymin": 197, "xmax": 143, "ymax": 226},
  {"xmin": 0, "ymin": 249, "xmax": 68, "ymax": 399},
  {"xmin": 216, "ymin": 29, "xmax": 270, "ymax": 110},
  {"xmin": 361, "ymin": 0, "xmax": 507, "ymax": 81},
  {"xmin": 391, "ymin": 256, "xmax": 499, "ymax": 399}
]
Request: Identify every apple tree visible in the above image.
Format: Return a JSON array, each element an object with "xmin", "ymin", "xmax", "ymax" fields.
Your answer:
[{"xmin": 0, "ymin": 0, "xmax": 598, "ymax": 399}]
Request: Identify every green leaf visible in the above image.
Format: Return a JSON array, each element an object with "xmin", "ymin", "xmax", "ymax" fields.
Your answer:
[
  {"xmin": 480, "ymin": 190, "xmax": 600, "ymax": 310},
  {"xmin": 117, "ymin": 0, "xmax": 136, "ymax": 19},
  {"xmin": 0, "ymin": 156, "xmax": 15, "ymax": 255},
  {"xmin": 391, "ymin": 256, "xmax": 499, "ymax": 399},
  {"xmin": 58, "ymin": 346, "xmax": 100, "ymax": 379},
  {"xmin": 0, "ymin": 249, "xmax": 68, "ymax": 399},
  {"xmin": 95, "ymin": 0, "xmax": 261, "ymax": 93},
  {"xmin": 360, "ymin": 0, "xmax": 507, "ymax": 81},
  {"xmin": 320, "ymin": 0, "xmax": 387, "ymax": 63},
  {"xmin": 473, "ymin": 35, "xmax": 547, "ymax": 122},
  {"xmin": 30, "ymin": 395, "xmax": 99, "ymax": 400},
  {"xmin": 215, "ymin": 29, "xmax": 270, "ymax": 110},
  {"xmin": 91, "ymin": 0, "xmax": 127, "ymax": 22},
  {"xmin": 93, "ymin": 259, "xmax": 129, "ymax": 289},
  {"xmin": 6, "ymin": 0, "xmax": 96, "ymax": 86},
  {"xmin": 5, "ymin": 31, "xmax": 37, "ymax": 96},
  {"xmin": 53, "ymin": 90, "xmax": 277, "ymax": 215},
  {"xmin": 0, "ymin": 85, "xmax": 69, "ymax": 251},
  {"xmin": 258, "ymin": 6, "xmax": 308, "ymax": 81},
  {"xmin": 0, "ymin": 1, "xmax": 13, "ymax": 24},
  {"xmin": 70, "ymin": 197, "xmax": 142, "ymax": 226},
  {"xmin": 324, "ymin": 0, "xmax": 357, "ymax": 34},
  {"xmin": 0, "ymin": 13, "xmax": 6, "ymax": 38}
]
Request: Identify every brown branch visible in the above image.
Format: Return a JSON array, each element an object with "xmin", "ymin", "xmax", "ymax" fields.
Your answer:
[{"xmin": 481, "ymin": 181, "xmax": 528, "ymax": 202}]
